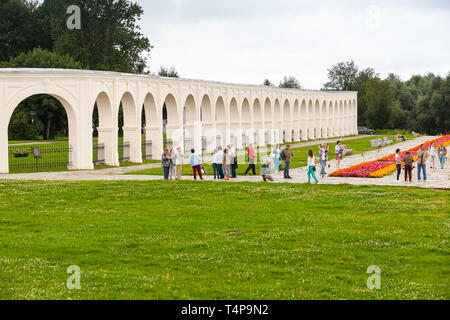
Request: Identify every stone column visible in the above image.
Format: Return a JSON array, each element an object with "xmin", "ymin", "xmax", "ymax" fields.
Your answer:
[
  {"xmin": 97, "ymin": 127, "xmax": 119, "ymax": 166},
  {"xmin": 145, "ymin": 125, "xmax": 163, "ymax": 160},
  {"xmin": 123, "ymin": 126, "xmax": 142, "ymax": 163}
]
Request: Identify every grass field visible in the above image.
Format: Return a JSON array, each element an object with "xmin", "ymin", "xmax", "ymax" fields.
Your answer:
[
  {"xmin": 127, "ymin": 134, "xmax": 415, "ymax": 176},
  {"xmin": 0, "ymin": 180, "xmax": 447, "ymax": 300},
  {"xmin": 7, "ymin": 137, "xmax": 158, "ymax": 173}
]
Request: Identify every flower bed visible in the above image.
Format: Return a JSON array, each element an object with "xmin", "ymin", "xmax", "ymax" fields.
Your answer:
[{"xmin": 330, "ymin": 135, "xmax": 450, "ymax": 178}]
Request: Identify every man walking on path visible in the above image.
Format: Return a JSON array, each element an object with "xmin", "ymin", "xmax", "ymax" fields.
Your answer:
[
  {"xmin": 417, "ymin": 144, "xmax": 429, "ymax": 181},
  {"xmin": 189, "ymin": 149, "xmax": 203, "ymax": 180},
  {"xmin": 404, "ymin": 152, "xmax": 414, "ymax": 182},
  {"xmin": 244, "ymin": 143, "xmax": 257, "ymax": 175},
  {"xmin": 319, "ymin": 144, "xmax": 329, "ymax": 178},
  {"xmin": 282, "ymin": 145, "xmax": 294, "ymax": 179}
]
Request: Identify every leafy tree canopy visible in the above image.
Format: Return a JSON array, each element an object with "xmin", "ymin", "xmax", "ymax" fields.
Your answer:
[{"xmin": 279, "ymin": 76, "xmax": 302, "ymax": 89}]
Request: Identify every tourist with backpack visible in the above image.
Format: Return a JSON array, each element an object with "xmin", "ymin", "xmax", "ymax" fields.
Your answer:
[{"xmin": 282, "ymin": 145, "xmax": 293, "ymax": 179}]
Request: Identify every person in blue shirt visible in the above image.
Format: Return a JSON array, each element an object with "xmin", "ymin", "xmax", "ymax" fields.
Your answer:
[{"xmin": 189, "ymin": 149, "xmax": 203, "ymax": 180}]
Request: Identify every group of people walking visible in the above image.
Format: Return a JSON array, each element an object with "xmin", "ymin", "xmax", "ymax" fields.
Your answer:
[
  {"xmin": 162, "ymin": 139, "xmax": 447, "ymax": 183},
  {"xmin": 395, "ymin": 142, "xmax": 447, "ymax": 182}
]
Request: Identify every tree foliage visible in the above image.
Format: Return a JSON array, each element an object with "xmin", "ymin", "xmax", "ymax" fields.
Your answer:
[
  {"xmin": 262, "ymin": 78, "xmax": 274, "ymax": 86},
  {"xmin": 36, "ymin": 0, "xmax": 152, "ymax": 73},
  {"xmin": 323, "ymin": 60, "xmax": 449, "ymax": 134},
  {"xmin": 279, "ymin": 76, "xmax": 301, "ymax": 89},
  {"xmin": 158, "ymin": 66, "xmax": 179, "ymax": 78}
]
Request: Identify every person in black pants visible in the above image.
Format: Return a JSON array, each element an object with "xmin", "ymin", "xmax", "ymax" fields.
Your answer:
[
  {"xmin": 244, "ymin": 143, "xmax": 257, "ymax": 175},
  {"xmin": 217, "ymin": 146, "xmax": 224, "ymax": 179}
]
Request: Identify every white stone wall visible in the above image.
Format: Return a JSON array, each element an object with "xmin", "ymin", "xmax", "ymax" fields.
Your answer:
[{"xmin": 0, "ymin": 69, "xmax": 358, "ymax": 173}]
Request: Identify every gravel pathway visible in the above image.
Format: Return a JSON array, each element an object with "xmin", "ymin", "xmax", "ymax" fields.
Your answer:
[{"xmin": 1, "ymin": 135, "xmax": 448, "ymax": 189}]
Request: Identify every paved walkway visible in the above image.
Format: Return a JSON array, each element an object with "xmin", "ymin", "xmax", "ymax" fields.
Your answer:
[{"xmin": 1, "ymin": 135, "xmax": 449, "ymax": 189}]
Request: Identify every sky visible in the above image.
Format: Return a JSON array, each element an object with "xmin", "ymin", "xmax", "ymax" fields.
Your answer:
[
  {"xmin": 137, "ymin": 0, "xmax": 450, "ymax": 89},
  {"xmin": 33, "ymin": 0, "xmax": 450, "ymax": 88}
]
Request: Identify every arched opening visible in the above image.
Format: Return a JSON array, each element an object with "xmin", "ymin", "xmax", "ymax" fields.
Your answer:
[
  {"xmin": 339, "ymin": 101, "xmax": 344, "ymax": 136},
  {"xmin": 253, "ymin": 98, "xmax": 262, "ymax": 145},
  {"xmin": 118, "ymin": 92, "xmax": 139, "ymax": 163},
  {"xmin": 241, "ymin": 98, "xmax": 251, "ymax": 148},
  {"xmin": 307, "ymin": 100, "xmax": 313, "ymax": 139},
  {"xmin": 215, "ymin": 96, "xmax": 226, "ymax": 148},
  {"xmin": 6, "ymin": 94, "xmax": 74, "ymax": 173},
  {"xmin": 321, "ymin": 101, "xmax": 327, "ymax": 138},
  {"xmin": 229, "ymin": 98, "xmax": 239, "ymax": 146},
  {"xmin": 327, "ymin": 101, "xmax": 333, "ymax": 138},
  {"xmin": 274, "ymin": 99, "xmax": 282, "ymax": 143},
  {"xmin": 200, "ymin": 94, "xmax": 214, "ymax": 153},
  {"xmin": 92, "ymin": 92, "xmax": 114, "ymax": 166},
  {"xmin": 183, "ymin": 94, "xmax": 197, "ymax": 153},
  {"xmin": 314, "ymin": 100, "xmax": 320, "ymax": 139},
  {"xmin": 344, "ymin": 101, "xmax": 348, "ymax": 135},
  {"xmin": 141, "ymin": 93, "xmax": 158, "ymax": 160},
  {"xmin": 162, "ymin": 93, "xmax": 180, "ymax": 150},
  {"xmin": 283, "ymin": 99, "xmax": 291, "ymax": 142},
  {"xmin": 293, "ymin": 100, "xmax": 299, "ymax": 141},
  {"xmin": 333, "ymin": 101, "xmax": 338, "ymax": 137},
  {"xmin": 300, "ymin": 100, "xmax": 307, "ymax": 140},
  {"xmin": 263, "ymin": 98, "xmax": 272, "ymax": 145}
]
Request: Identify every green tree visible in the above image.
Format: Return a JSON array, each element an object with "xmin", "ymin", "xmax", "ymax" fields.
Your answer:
[
  {"xmin": 0, "ymin": 0, "xmax": 51, "ymax": 61},
  {"xmin": 323, "ymin": 60, "xmax": 359, "ymax": 91},
  {"xmin": 263, "ymin": 78, "xmax": 274, "ymax": 86},
  {"xmin": 363, "ymin": 78, "xmax": 397, "ymax": 130},
  {"xmin": 38, "ymin": 0, "xmax": 152, "ymax": 73},
  {"xmin": 8, "ymin": 109, "xmax": 44, "ymax": 140},
  {"xmin": 158, "ymin": 66, "xmax": 179, "ymax": 78},
  {"xmin": 279, "ymin": 76, "xmax": 301, "ymax": 89},
  {"xmin": 1, "ymin": 48, "xmax": 82, "ymax": 139}
]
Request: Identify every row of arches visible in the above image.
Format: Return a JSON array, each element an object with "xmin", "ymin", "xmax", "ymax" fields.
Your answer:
[{"xmin": 1, "ymin": 76, "xmax": 357, "ymax": 173}]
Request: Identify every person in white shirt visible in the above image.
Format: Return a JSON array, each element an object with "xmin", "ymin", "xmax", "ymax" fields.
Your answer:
[
  {"xmin": 307, "ymin": 149, "xmax": 319, "ymax": 184},
  {"xmin": 212, "ymin": 148, "xmax": 220, "ymax": 180},
  {"xmin": 189, "ymin": 149, "xmax": 203, "ymax": 180},
  {"xmin": 428, "ymin": 143, "xmax": 437, "ymax": 169},
  {"xmin": 395, "ymin": 148, "xmax": 402, "ymax": 181},
  {"xmin": 229, "ymin": 144, "xmax": 237, "ymax": 178},
  {"xmin": 175, "ymin": 147, "xmax": 184, "ymax": 180}
]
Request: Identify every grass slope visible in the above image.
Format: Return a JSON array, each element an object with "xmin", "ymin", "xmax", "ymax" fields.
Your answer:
[{"xmin": 0, "ymin": 180, "xmax": 448, "ymax": 300}]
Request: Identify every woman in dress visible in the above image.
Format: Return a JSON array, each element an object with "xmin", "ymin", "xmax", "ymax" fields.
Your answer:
[{"xmin": 272, "ymin": 144, "xmax": 281, "ymax": 172}]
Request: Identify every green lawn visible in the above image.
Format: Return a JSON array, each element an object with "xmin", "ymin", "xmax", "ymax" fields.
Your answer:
[
  {"xmin": 0, "ymin": 180, "xmax": 447, "ymax": 300},
  {"xmin": 127, "ymin": 134, "xmax": 416, "ymax": 176}
]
